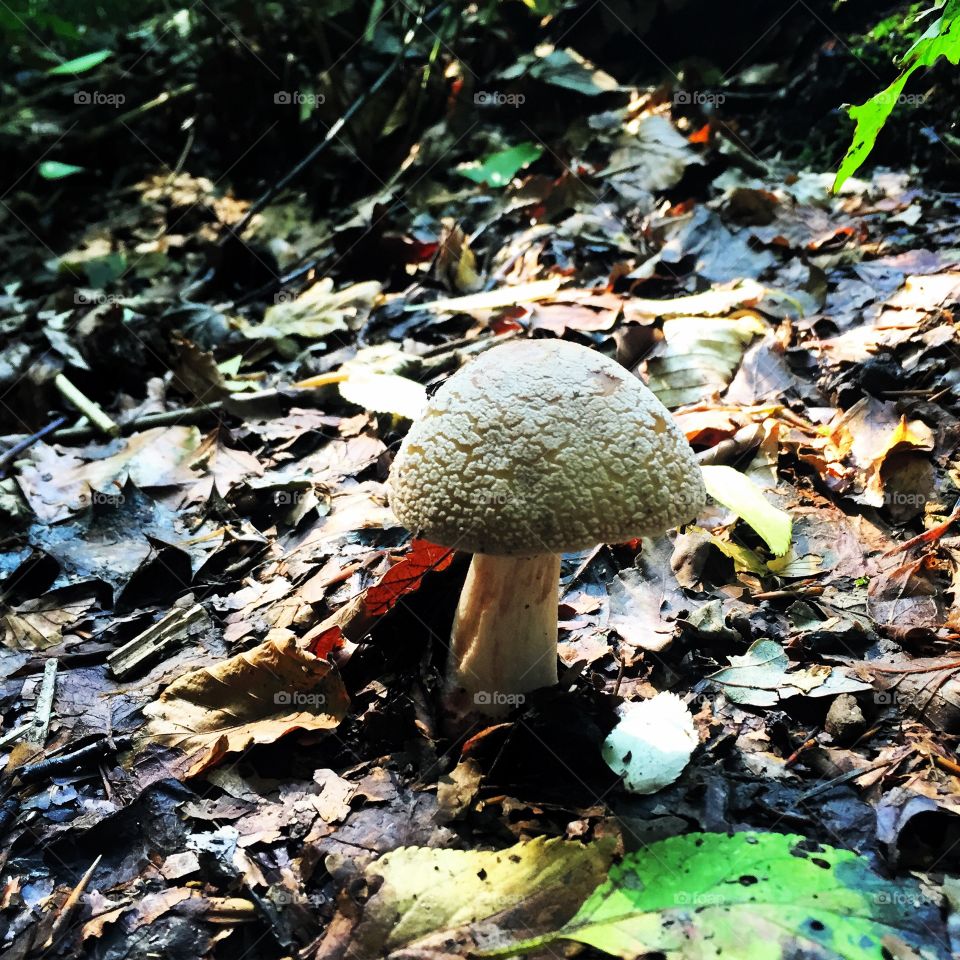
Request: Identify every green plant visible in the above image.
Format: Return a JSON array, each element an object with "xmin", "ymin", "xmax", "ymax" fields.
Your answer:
[{"xmin": 834, "ymin": 0, "xmax": 960, "ymax": 191}]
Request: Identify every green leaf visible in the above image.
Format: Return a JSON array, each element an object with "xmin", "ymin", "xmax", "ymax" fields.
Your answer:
[
  {"xmin": 47, "ymin": 49, "xmax": 112, "ymax": 75},
  {"xmin": 700, "ymin": 465, "xmax": 792, "ymax": 557},
  {"xmin": 38, "ymin": 160, "xmax": 85, "ymax": 180},
  {"xmin": 834, "ymin": 2, "xmax": 960, "ymax": 191},
  {"xmin": 455, "ymin": 142, "xmax": 543, "ymax": 188},
  {"xmin": 496, "ymin": 832, "xmax": 947, "ymax": 960}
]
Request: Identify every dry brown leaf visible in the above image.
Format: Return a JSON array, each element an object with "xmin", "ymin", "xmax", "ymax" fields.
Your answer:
[{"xmin": 141, "ymin": 630, "xmax": 348, "ymax": 776}]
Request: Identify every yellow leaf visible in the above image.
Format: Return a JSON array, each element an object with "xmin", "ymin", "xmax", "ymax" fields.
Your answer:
[
  {"xmin": 352, "ymin": 836, "xmax": 616, "ymax": 958},
  {"xmin": 701, "ymin": 465, "xmax": 792, "ymax": 557}
]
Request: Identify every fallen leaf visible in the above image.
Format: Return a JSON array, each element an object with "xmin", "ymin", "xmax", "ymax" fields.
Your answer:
[
  {"xmin": 708, "ymin": 639, "xmax": 870, "ymax": 707},
  {"xmin": 602, "ymin": 692, "xmax": 698, "ymax": 795},
  {"xmin": 346, "ymin": 836, "xmax": 616, "ymax": 958},
  {"xmin": 142, "ymin": 631, "xmax": 349, "ymax": 776},
  {"xmin": 701, "ymin": 465, "xmax": 793, "ymax": 557},
  {"xmin": 514, "ymin": 832, "xmax": 947, "ymax": 959},
  {"xmin": 645, "ymin": 314, "xmax": 767, "ymax": 408}
]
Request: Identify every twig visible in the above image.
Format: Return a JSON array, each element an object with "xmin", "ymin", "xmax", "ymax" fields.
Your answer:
[
  {"xmin": 797, "ymin": 757, "xmax": 895, "ymax": 801},
  {"xmin": 0, "ymin": 416, "xmax": 67, "ymax": 474},
  {"xmin": 0, "ymin": 724, "xmax": 30, "ymax": 748},
  {"xmin": 54, "ymin": 375, "xmax": 119, "ymax": 438},
  {"xmin": 107, "ymin": 604, "xmax": 209, "ymax": 680},
  {"xmin": 27, "ymin": 659, "xmax": 58, "ymax": 746},
  {"xmin": 883, "ymin": 501, "xmax": 960, "ymax": 556},
  {"xmin": 80, "ymin": 83, "xmax": 196, "ymax": 141},
  {"xmin": 17, "ymin": 736, "xmax": 132, "ymax": 785},
  {"xmin": 51, "ymin": 402, "xmax": 224, "ymax": 444},
  {"xmin": 42, "ymin": 855, "xmax": 102, "ymax": 950}
]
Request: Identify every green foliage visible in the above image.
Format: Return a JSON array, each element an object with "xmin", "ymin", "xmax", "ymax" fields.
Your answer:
[
  {"xmin": 834, "ymin": 0, "xmax": 960, "ymax": 191},
  {"xmin": 46, "ymin": 48, "xmax": 111, "ymax": 74},
  {"xmin": 700, "ymin": 465, "xmax": 792, "ymax": 556},
  {"xmin": 455, "ymin": 142, "xmax": 544, "ymax": 188},
  {"xmin": 37, "ymin": 160, "xmax": 84, "ymax": 179},
  {"xmin": 491, "ymin": 832, "xmax": 945, "ymax": 959}
]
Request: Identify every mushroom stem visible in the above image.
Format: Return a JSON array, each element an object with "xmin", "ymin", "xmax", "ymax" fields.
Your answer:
[{"xmin": 445, "ymin": 552, "xmax": 561, "ymax": 715}]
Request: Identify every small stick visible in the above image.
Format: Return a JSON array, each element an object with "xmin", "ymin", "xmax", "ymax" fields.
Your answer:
[
  {"xmin": 883, "ymin": 501, "xmax": 960, "ymax": 557},
  {"xmin": 0, "ymin": 416, "xmax": 67, "ymax": 474},
  {"xmin": 797, "ymin": 757, "xmax": 895, "ymax": 801},
  {"xmin": 0, "ymin": 724, "xmax": 30, "ymax": 748},
  {"xmin": 42, "ymin": 855, "xmax": 102, "ymax": 949},
  {"xmin": 27, "ymin": 658, "xmax": 58, "ymax": 746},
  {"xmin": 51, "ymin": 402, "xmax": 224, "ymax": 444},
  {"xmin": 107, "ymin": 604, "xmax": 208, "ymax": 680},
  {"xmin": 784, "ymin": 727, "xmax": 820, "ymax": 767},
  {"xmin": 54, "ymin": 375, "xmax": 119, "ymax": 437},
  {"xmin": 934, "ymin": 754, "xmax": 960, "ymax": 777},
  {"xmin": 753, "ymin": 585, "xmax": 825, "ymax": 601},
  {"xmin": 17, "ymin": 736, "xmax": 132, "ymax": 785}
]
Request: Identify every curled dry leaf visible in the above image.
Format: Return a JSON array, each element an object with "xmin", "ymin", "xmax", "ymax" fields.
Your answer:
[{"xmin": 141, "ymin": 631, "xmax": 348, "ymax": 776}]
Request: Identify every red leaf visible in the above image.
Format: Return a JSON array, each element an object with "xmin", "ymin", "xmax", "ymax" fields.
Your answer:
[{"xmin": 365, "ymin": 539, "xmax": 455, "ymax": 618}]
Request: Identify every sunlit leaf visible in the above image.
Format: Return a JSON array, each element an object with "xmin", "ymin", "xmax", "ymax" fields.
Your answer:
[
  {"xmin": 455, "ymin": 142, "xmax": 543, "ymax": 188},
  {"xmin": 494, "ymin": 832, "xmax": 947, "ymax": 959},
  {"xmin": 700, "ymin": 465, "xmax": 792, "ymax": 557},
  {"xmin": 38, "ymin": 160, "xmax": 85, "ymax": 179},
  {"xmin": 834, "ymin": 2, "xmax": 960, "ymax": 191},
  {"xmin": 47, "ymin": 48, "xmax": 112, "ymax": 75}
]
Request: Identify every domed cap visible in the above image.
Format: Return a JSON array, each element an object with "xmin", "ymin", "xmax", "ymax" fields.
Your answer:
[{"xmin": 388, "ymin": 339, "xmax": 706, "ymax": 556}]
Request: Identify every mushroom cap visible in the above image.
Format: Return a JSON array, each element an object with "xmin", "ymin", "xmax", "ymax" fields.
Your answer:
[{"xmin": 388, "ymin": 339, "xmax": 706, "ymax": 555}]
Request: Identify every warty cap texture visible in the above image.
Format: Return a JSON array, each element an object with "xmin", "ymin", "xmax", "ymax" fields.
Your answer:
[{"xmin": 388, "ymin": 338, "xmax": 706, "ymax": 555}]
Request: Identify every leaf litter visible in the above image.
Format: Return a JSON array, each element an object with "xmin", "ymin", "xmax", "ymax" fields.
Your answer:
[{"xmin": 2, "ymin": 15, "xmax": 960, "ymax": 960}]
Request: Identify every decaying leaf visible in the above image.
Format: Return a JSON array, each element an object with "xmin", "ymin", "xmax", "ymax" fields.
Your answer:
[
  {"xmin": 708, "ymin": 639, "xmax": 871, "ymax": 707},
  {"xmin": 340, "ymin": 835, "xmax": 617, "ymax": 958},
  {"xmin": 602, "ymin": 692, "xmax": 698, "ymax": 795},
  {"xmin": 244, "ymin": 278, "xmax": 381, "ymax": 341},
  {"xmin": 645, "ymin": 314, "xmax": 767, "ymax": 408},
  {"xmin": 141, "ymin": 631, "xmax": 349, "ymax": 776}
]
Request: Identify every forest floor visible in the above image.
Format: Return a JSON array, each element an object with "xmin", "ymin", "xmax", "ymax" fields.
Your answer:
[{"xmin": 2, "ymin": 6, "xmax": 960, "ymax": 960}]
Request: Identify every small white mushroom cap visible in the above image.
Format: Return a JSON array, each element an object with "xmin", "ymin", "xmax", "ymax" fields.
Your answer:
[{"xmin": 388, "ymin": 339, "xmax": 706, "ymax": 555}]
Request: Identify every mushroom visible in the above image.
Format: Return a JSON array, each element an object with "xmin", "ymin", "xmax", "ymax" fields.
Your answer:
[{"xmin": 388, "ymin": 339, "xmax": 705, "ymax": 716}]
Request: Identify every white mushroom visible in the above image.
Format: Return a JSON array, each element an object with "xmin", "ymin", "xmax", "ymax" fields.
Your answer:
[{"xmin": 388, "ymin": 339, "xmax": 705, "ymax": 717}]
